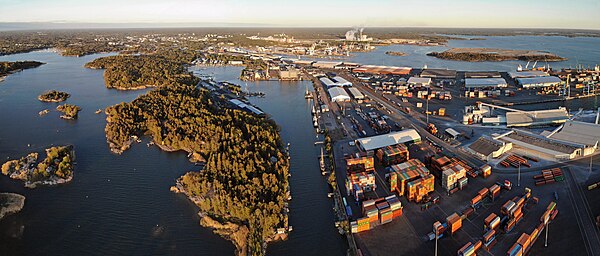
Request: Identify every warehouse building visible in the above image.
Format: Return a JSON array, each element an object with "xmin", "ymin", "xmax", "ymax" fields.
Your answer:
[
  {"xmin": 229, "ymin": 99, "xmax": 264, "ymax": 115},
  {"xmin": 332, "ymin": 76, "xmax": 353, "ymax": 87},
  {"xmin": 355, "ymin": 129, "xmax": 421, "ymax": 153},
  {"xmin": 508, "ymin": 70, "xmax": 549, "ymax": 79},
  {"xmin": 543, "ymin": 120, "xmax": 600, "ymax": 156},
  {"xmin": 328, "ymin": 87, "xmax": 351, "ymax": 102},
  {"xmin": 347, "ymin": 87, "xmax": 365, "ymax": 100},
  {"xmin": 465, "ymin": 77, "xmax": 508, "ymax": 90},
  {"xmin": 320, "ymin": 77, "xmax": 337, "ymax": 88},
  {"xmin": 465, "ymin": 71, "xmax": 502, "ymax": 78},
  {"xmin": 467, "ymin": 136, "xmax": 513, "ymax": 161},
  {"xmin": 407, "ymin": 77, "xmax": 432, "ymax": 87},
  {"xmin": 313, "ymin": 61, "xmax": 342, "ymax": 69},
  {"xmin": 420, "ymin": 69, "xmax": 457, "ymax": 79},
  {"xmin": 516, "ymin": 76, "xmax": 562, "ymax": 89},
  {"xmin": 352, "ymin": 65, "xmax": 412, "ymax": 75},
  {"xmin": 505, "ymin": 108, "xmax": 569, "ymax": 127},
  {"xmin": 498, "ymin": 130, "xmax": 580, "ymax": 160},
  {"xmin": 278, "ymin": 68, "xmax": 300, "ymax": 80}
]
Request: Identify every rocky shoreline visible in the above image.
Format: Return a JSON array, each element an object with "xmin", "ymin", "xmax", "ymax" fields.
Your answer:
[
  {"xmin": 170, "ymin": 180, "xmax": 286, "ymax": 256},
  {"xmin": 0, "ymin": 193, "xmax": 26, "ymax": 220},
  {"xmin": 1, "ymin": 146, "xmax": 75, "ymax": 188}
]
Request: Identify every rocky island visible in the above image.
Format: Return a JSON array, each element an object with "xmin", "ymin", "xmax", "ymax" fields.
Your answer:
[
  {"xmin": 38, "ymin": 90, "xmax": 70, "ymax": 102},
  {"xmin": 1, "ymin": 145, "xmax": 75, "ymax": 188},
  {"xmin": 98, "ymin": 52, "xmax": 289, "ymax": 256},
  {"xmin": 427, "ymin": 48, "xmax": 567, "ymax": 62},
  {"xmin": 56, "ymin": 104, "xmax": 81, "ymax": 119},
  {"xmin": 385, "ymin": 51, "xmax": 407, "ymax": 56},
  {"xmin": 0, "ymin": 193, "xmax": 26, "ymax": 221}
]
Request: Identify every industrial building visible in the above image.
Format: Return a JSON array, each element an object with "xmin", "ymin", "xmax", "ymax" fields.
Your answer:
[
  {"xmin": 328, "ymin": 87, "xmax": 351, "ymax": 102},
  {"xmin": 508, "ymin": 71, "xmax": 549, "ymax": 79},
  {"xmin": 347, "ymin": 87, "xmax": 365, "ymax": 100},
  {"xmin": 465, "ymin": 71, "xmax": 502, "ymax": 78},
  {"xmin": 229, "ymin": 99, "xmax": 264, "ymax": 115},
  {"xmin": 278, "ymin": 68, "xmax": 300, "ymax": 80},
  {"xmin": 352, "ymin": 65, "xmax": 412, "ymax": 75},
  {"xmin": 420, "ymin": 69, "xmax": 457, "ymax": 79},
  {"xmin": 320, "ymin": 77, "xmax": 337, "ymax": 88},
  {"xmin": 467, "ymin": 136, "xmax": 513, "ymax": 161},
  {"xmin": 313, "ymin": 61, "xmax": 342, "ymax": 69},
  {"xmin": 465, "ymin": 78, "xmax": 508, "ymax": 90},
  {"xmin": 505, "ymin": 108, "xmax": 569, "ymax": 127},
  {"xmin": 498, "ymin": 130, "xmax": 580, "ymax": 160},
  {"xmin": 407, "ymin": 77, "xmax": 432, "ymax": 87},
  {"xmin": 516, "ymin": 76, "xmax": 562, "ymax": 89},
  {"xmin": 355, "ymin": 129, "xmax": 421, "ymax": 152},
  {"xmin": 542, "ymin": 120, "xmax": 600, "ymax": 156},
  {"xmin": 332, "ymin": 76, "xmax": 353, "ymax": 87}
]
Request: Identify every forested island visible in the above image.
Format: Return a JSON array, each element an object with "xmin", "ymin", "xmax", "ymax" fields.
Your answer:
[
  {"xmin": 98, "ymin": 53, "xmax": 289, "ymax": 255},
  {"xmin": 84, "ymin": 54, "xmax": 199, "ymax": 90},
  {"xmin": 1, "ymin": 145, "xmax": 75, "ymax": 188},
  {"xmin": 427, "ymin": 48, "xmax": 567, "ymax": 62},
  {"xmin": 38, "ymin": 90, "xmax": 70, "ymax": 102},
  {"xmin": 1, "ymin": 61, "xmax": 44, "ymax": 78},
  {"xmin": 0, "ymin": 193, "xmax": 26, "ymax": 221},
  {"xmin": 56, "ymin": 104, "xmax": 81, "ymax": 119}
]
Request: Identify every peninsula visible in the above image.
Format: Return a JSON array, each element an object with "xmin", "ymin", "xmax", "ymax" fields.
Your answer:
[
  {"xmin": 0, "ymin": 193, "xmax": 26, "ymax": 220},
  {"xmin": 427, "ymin": 48, "xmax": 567, "ymax": 62},
  {"xmin": 1, "ymin": 145, "xmax": 75, "ymax": 188},
  {"xmin": 38, "ymin": 90, "xmax": 70, "ymax": 102},
  {"xmin": 98, "ymin": 51, "xmax": 289, "ymax": 256},
  {"xmin": 1, "ymin": 61, "xmax": 44, "ymax": 81}
]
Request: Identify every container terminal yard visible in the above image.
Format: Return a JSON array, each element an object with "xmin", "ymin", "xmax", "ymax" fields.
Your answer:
[
  {"xmin": 195, "ymin": 51, "xmax": 600, "ymax": 256},
  {"xmin": 289, "ymin": 58, "xmax": 600, "ymax": 256}
]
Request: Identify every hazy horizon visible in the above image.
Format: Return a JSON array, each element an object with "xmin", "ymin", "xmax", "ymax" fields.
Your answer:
[{"xmin": 1, "ymin": 0, "xmax": 599, "ymax": 30}]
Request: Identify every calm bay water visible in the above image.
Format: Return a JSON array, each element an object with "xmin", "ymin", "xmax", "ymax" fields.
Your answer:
[
  {"xmin": 350, "ymin": 35, "xmax": 600, "ymax": 71},
  {"xmin": 1, "ymin": 35, "xmax": 599, "ymax": 256}
]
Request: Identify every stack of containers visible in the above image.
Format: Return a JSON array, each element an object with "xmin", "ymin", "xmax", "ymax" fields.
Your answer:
[
  {"xmin": 363, "ymin": 202, "xmax": 379, "ymax": 228},
  {"xmin": 356, "ymin": 217, "xmax": 370, "ymax": 233},
  {"xmin": 430, "ymin": 155, "xmax": 451, "ymax": 176},
  {"xmin": 376, "ymin": 200, "xmax": 392, "ymax": 225},
  {"xmin": 345, "ymin": 154, "xmax": 375, "ymax": 174},
  {"xmin": 471, "ymin": 194, "xmax": 483, "ymax": 209},
  {"xmin": 441, "ymin": 163, "xmax": 467, "ymax": 192},
  {"xmin": 516, "ymin": 233, "xmax": 531, "ymax": 254},
  {"xmin": 480, "ymin": 164, "xmax": 492, "ymax": 178},
  {"xmin": 388, "ymin": 159, "xmax": 431, "ymax": 197},
  {"xmin": 407, "ymin": 174, "xmax": 435, "ymax": 202},
  {"xmin": 376, "ymin": 144, "xmax": 409, "ymax": 166},
  {"xmin": 489, "ymin": 184, "xmax": 501, "ymax": 200},
  {"xmin": 385, "ymin": 195, "xmax": 403, "ymax": 218},
  {"xmin": 482, "ymin": 229, "xmax": 496, "ymax": 249},
  {"xmin": 346, "ymin": 172, "xmax": 376, "ymax": 201},
  {"xmin": 484, "ymin": 213, "xmax": 501, "ymax": 231},
  {"xmin": 446, "ymin": 213, "xmax": 463, "ymax": 235},
  {"xmin": 458, "ymin": 177, "xmax": 468, "ymax": 190},
  {"xmin": 507, "ymin": 242, "xmax": 523, "ymax": 256},
  {"xmin": 457, "ymin": 242, "xmax": 475, "ymax": 256}
]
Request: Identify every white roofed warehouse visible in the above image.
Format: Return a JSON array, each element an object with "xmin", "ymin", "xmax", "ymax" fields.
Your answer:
[
  {"xmin": 355, "ymin": 129, "xmax": 421, "ymax": 152},
  {"xmin": 465, "ymin": 78, "xmax": 508, "ymax": 90},
  {"xmin": 347, "ymin": 87, "xmax": 365, "ymax": 100},
  {"xmin": 328, "ymin": 87, "xmax": 351, "ymax": 102},
  {"xmin": 517, "ymin": 76, "xmax": 562, "ymax": 89}
]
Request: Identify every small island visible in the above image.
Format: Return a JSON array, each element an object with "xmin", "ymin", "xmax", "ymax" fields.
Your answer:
[
  {"xmin": 385, "ymin": 51, "xmax": 407, "ymax": 56},
  {"xmin": 38, "ymin": 90, "xmax": 70, "ymax": 102},
  {"xmin": 1, "ymin": 61, "xmax": 44, "ymax": 80},
  {"xmin": 427, "ymin": 48, "xmax": 567, "ymax": 62},
  {"xmin": 56, "ymin": 104, "xmax": 81, "ymax": 119},
  {"xmin": 1, "ymin": 145, "xmax": 75, "ymax": 188},
  {"xmin": 0, "ymin": 193, "xmax": 26, "ymax": 221}
]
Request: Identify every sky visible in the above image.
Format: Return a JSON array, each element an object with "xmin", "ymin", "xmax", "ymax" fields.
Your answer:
[{"xmin": 0, "ymin": 0, "xmax": 599, "ymax": 29}]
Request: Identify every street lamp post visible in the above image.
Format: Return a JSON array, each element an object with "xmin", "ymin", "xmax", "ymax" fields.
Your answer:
[
  {"xmin": 545, "ymin": 222, "xmax": 549, "ymax": 247},
  {"xmin": 518, "ymin": 163, "xmax": 521, "ymax": 187},
  {"xmin": 426, "ymin": 98, "xmax": 429, "ymax": 124},
  {"xmin": 434, "ymin": 229, "xmax": 438, "ymax": 256}
]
